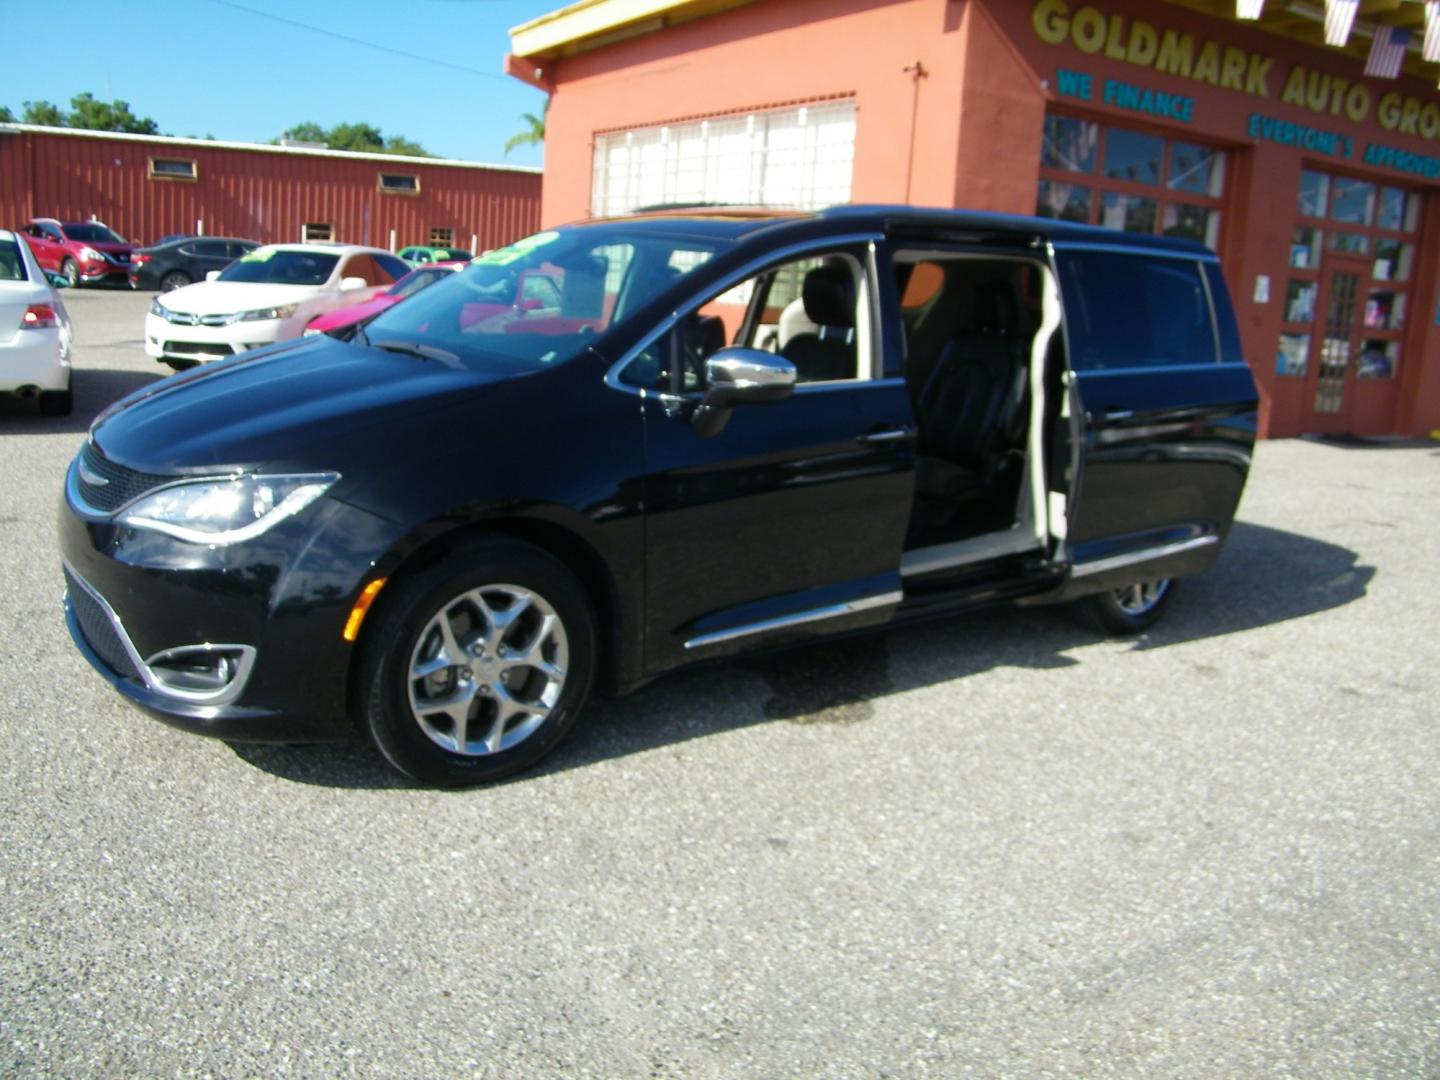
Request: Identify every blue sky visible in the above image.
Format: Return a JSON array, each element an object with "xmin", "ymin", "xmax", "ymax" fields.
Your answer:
[{"xmin": 3, "ymin": 0, "xmax": 559, "ymax": 167}]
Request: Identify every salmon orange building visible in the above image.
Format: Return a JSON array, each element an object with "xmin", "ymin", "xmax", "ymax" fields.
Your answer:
[{"xmin": 507, "ymin": 0, "xmax": 1440, "ymax": 438}]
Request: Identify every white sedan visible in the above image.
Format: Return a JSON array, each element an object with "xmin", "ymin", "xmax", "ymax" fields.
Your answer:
[
  {"xmin": 1, "ymin": 228, "xmax": 74, "ymax": 415},
  {"xmin": 144, "ymin": 243, "xmax": 412, "ymax": 369}
]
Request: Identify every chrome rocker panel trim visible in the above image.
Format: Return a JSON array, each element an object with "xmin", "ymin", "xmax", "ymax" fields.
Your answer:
[
  {"xmin": 684, "ymin": 589, "xmax": 903, "ymax": 650},
  {"xmin": 1070, "ymin": 534, "xmax": 1219, "ymax": 579}
]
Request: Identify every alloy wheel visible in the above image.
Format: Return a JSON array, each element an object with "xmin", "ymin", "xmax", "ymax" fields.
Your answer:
[
  {"xmin": 406, "ymin": 583, "xmax": 568, "ymax": 756},
  {"xmin": 1112, "ymin": 579, "xmax": 1171, "ymax": 616}
]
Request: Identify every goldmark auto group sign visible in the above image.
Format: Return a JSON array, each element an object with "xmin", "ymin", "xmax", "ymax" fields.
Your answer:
[{"xmin": 1031, "ymin": 0, "xmax": 1440, "ymax": 176}]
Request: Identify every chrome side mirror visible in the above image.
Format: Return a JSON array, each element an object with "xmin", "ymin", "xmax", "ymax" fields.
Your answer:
[{"xmin": 691, "ymin": 347, "xmax": 796, "ymax": 437}]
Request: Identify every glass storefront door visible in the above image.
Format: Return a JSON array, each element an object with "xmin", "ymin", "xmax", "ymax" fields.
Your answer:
[
  {"xmin": 1276, "ymin": 169, "xmax": 1421, "ymax": 434},
  {"xmin": 1308, "ymin": 254, "xmax": 1369, "ymax": 429}
]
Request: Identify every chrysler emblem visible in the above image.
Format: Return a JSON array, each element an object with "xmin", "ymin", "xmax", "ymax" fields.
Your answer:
[{"xmin": 78, "ymin": 460, "xmax": 109, "ymax": 487}]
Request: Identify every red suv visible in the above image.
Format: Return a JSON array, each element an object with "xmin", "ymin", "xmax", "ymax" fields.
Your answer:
[{"xmin": 20, "ymin": 218, "xmax": 136, "ymax": 286}]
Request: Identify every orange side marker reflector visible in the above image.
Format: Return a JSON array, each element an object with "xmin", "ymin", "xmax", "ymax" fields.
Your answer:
[{"xmin": 343, "ymin": 578, "xmax": 387, "ymax": 642}]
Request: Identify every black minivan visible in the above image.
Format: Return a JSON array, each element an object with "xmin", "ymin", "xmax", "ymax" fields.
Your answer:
[{"xmin": 61, "ymin": 206, "xmax": 1257, "ymax": 785}]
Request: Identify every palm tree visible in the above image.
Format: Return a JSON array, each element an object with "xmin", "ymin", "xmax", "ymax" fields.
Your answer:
[{"xmin": 504, "ymin": 100, "xmax": 548, "ymax": 156}]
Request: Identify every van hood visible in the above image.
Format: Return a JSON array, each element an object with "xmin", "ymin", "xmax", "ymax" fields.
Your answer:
[
  {"xmin": 157, "ymin": 280, "xmax": 323, "ymax": 315},
  {"xmin": 90, "ymin": 335, "xmax": 511, "ymax": 474}
]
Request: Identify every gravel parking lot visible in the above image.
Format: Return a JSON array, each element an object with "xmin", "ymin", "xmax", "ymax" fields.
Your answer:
[{"xmin": 2, "ymin": 287, "xmax": 1438, "ymax": 1078}]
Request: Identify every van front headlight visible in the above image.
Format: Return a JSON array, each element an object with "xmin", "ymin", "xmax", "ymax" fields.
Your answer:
[{"xmin": 117, "ymin": 473, "xmax": 338, "ymax": 544}]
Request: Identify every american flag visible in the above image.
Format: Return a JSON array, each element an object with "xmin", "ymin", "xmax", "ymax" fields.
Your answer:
[
  {"xmin": 1425, "ymin": 1, "xmax": 1440, "ymax": 65},
  {"xmin": 1364, "ymin": 25, "xmax": 1412, "ymax": 79},
  {"xmin": 1324, "ymin": 0, "xmax": 1358, "ymax": 46}
]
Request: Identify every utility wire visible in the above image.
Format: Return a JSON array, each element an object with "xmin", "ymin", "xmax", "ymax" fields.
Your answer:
[{"xmin": 202, "ymin": 0, "xmax": 512, "ymax": 81}]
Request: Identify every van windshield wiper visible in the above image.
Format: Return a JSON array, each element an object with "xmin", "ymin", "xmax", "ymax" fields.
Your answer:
[{"xmin": 357, "ymin": 330, "xmax": 462, "ymax": 367}]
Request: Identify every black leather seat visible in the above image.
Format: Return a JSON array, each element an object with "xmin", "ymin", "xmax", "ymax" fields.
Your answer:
[
  {"xmin": 914, "ymin": 280, "xmax": 1030, "ymax": 501},
  {"xmin": 780, "ymin": 263, "xmax": 857, "ymax": 383}
]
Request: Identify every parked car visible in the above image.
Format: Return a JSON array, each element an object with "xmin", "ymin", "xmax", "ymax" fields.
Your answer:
[
  {"xmin": 20, "ymin": 218, "xmax": 136, "ymax": 287},
  {"xmin": 130, "ymin": 236, "xmax": 260, "ymax": 292},
  {"xmin": 302, "ymin": 262, "xmax": 464, "ymax": 336},
  {"xmin": 0, "ymin": 228, "xmax": 74, "ymax": 414},
  {"xmin": 143, "ymin": 243, "xmax": 411, "ymax": 368},
  {"xmin": 60, "ymin": 206, "xmax": 1258, "ymax": 786},
  {"xmin": 398, "ymin": 244, "xmax": 474, "ymax": 265}
]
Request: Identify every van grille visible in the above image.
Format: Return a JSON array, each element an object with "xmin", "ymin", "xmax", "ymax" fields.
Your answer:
[{"xmin": 77, "ymin": 443, "xmax": 173, "ymax": 514}]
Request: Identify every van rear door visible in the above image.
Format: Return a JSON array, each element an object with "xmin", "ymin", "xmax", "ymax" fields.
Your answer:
[{"xmin": 1052, "ymin": 244, "xmax": 1257, "ymax": 592}]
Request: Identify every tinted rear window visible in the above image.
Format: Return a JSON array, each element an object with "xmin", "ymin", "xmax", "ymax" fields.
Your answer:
[
  {"xmin": 1057, "ymin": 251, "xmax": 1217, "ymax": 370},
  {"xmin": 62, "ymin": 223, "xmax": 125, "ymax": 244},
  {"xmin": 0, "ymin": 241, "xmax": 28, "ymax": 281}
]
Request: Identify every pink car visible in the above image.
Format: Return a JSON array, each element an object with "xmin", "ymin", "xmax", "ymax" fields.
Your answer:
[{"xmin": 304, "ymin": 262, "xmax": 465, "ymax": 335}]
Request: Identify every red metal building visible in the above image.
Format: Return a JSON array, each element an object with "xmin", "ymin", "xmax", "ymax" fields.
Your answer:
[{"xmin": 0, "ymin": 123, "xmax": 541, "ymax": 253}]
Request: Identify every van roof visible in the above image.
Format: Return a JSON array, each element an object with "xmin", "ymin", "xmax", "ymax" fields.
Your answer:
[{"xmin": 584, "ymin": 204, "xmax": 1215, "ymax": 256}]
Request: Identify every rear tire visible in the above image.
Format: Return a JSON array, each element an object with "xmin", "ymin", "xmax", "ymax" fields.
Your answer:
[
  {"xmin": 159, "ymin": 270, "xmax": 191, "ymax": 292},
  {"xmin": 1079, "ymin": 578, "xmax": 1175, "ymax": 635},
  {"xmin": 355, "ymin": 537, "xmax": 596, "ymax": 787},
  {"xmin": 39, "ymin": 388, "xmax": 72, "ymax": 416}
]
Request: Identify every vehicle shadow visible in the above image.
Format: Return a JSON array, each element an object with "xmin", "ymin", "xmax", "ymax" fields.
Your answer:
[
  {"xmin": 230, "ymin": 519, "xmax": 1375, "ymax": 790},
  {"xmin": 0, "ymin": 367, "xmax": 164, "ymax": 435},
  {"xmin": 1301, "ymin": 433, "xmax": 1438, "ymax": 451}
]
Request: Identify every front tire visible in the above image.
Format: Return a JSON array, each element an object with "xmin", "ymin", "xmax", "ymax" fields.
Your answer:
[
  {"xmin": 1080, "ymin": 578, "xmax": 1175, "ymax": 635},
  {"xmin": 356, "ymin": 537, "xmax": 596, "ymax": 787},
  {"xmin": 60, "ymin": 259, "xmax": 79, "ymax": 288}
]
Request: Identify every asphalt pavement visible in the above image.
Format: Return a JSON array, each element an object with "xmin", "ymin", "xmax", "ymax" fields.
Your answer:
[{"xmin": 2, "ymin": 288, "xmax": 1437, "ymax": 1078}]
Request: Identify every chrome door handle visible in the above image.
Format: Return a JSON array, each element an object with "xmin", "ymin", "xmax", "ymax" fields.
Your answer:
[{"xmin": 858, "ymin": 427, "xmax": 916, "ymax": 444}]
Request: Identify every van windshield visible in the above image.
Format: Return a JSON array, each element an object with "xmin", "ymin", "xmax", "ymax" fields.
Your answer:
[{"xmin": 362, "ymin": 225, "xmax": 724, "ymax": 371}]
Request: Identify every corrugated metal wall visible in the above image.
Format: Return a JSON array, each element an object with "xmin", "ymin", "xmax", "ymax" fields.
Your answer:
[{"xmin": 0, "ymin": 129, "xmax": 541, "ymax": 251}]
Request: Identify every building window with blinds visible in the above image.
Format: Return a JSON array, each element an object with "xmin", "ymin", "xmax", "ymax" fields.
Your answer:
[{"xmin": 591, "ymin": 100, "xmax": 857, "ymax": 217}]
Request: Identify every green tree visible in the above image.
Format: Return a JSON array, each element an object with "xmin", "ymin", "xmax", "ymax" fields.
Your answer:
[
  {"xmin": 280, "ymin": 121, "xmax": 330, "ymax": 145},
  {"xmin": 0, "ymin": 106, "xmax": 12, "ymax": 123},
  {"xmin": 326, "ymin": 121, "xmax": 387, "ymax": 153},
  {"xmin": 277, "ymin": 121, "xmax": 431, "ymax": 157},
  {"xmin": 21, "ymin": 100, "xmax": 65, "ymax": 126},
  {"xmin": 503, "ymin": 108, "xmax": 546, "ymax": 156},
  {"xmin": 384, "ymin": 134, "xmax": 429, "ymax": 158},
  {"xmin": 65, "ymin": 92, "xmax": 160, "ymax": 134}
]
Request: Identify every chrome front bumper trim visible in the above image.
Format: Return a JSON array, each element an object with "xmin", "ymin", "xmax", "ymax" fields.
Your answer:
[{"xmin": 62, "ymin": 560, "xmax": 257, "ymax": 706}]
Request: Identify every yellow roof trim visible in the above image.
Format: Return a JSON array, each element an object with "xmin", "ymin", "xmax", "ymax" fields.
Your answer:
[{"xmin": 510, "ymin": 0, "xmax": 760, "ymax": 59}]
